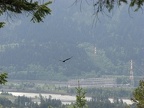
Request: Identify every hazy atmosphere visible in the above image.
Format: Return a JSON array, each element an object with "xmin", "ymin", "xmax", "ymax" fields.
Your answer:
[
  {"xmin": 1, "ymin": 0, "xmax": 144, "ymax": 80},
  {"xmin": 0, "ymin": 0, "xmax": 144, "ymax": 107}
]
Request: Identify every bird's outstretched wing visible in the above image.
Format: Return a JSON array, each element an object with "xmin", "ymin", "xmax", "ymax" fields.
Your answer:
[{"xmin": 59, "ymin": 56, "xmax": 73, "ymax": 62}]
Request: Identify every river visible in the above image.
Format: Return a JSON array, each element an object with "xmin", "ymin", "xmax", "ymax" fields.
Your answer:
[
  {"xmin": 7, "ymin": 92, "xmax": 91, "ymax": 104},
  {"xmin": 3, "ymin": 92, "xmax": 133, "ymax": 105}
]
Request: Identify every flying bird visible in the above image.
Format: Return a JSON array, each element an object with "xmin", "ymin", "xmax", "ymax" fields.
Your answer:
[{"xmin": 59, "ymin": 56, "xmax": 73, "ymax": 62}]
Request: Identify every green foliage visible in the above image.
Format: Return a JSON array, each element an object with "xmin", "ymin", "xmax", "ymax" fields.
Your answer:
[
  {"xmin": 0, "ymin": 1, "xmax": 144, "ymax": 80},
  {"xmin": 0, "ymin": 22, "xmax": 5, "ymax": 28},
  {"xmin": 39, "ymin": 94, "xmax": 62, "ymax": 108},
  {"xmin": 92, "ymin": 0, "xmax": 144, "ymax": 14},
  {"xmin": 31, "ymin": 1, "xmax": 52, "ymax": 23},
  {"xmin": 0, "ymin": 0, "xmax": 52, "ymax": 28},
  {"xmin": 130, "ymin": 0, "xmax": 144, "ymax": 11},
  {"xmin": 91, "ymin": 88, "xmax": 131, "ymax": 98},
  {"xmin": 87, "ymin": 98, "xmax": 128, "ymax": 108},
  {"xmin": 132, "ymin": 80, "xmax": 144, "ymax": 108},
  {"xmin": 72, "ymin": 83, "xmax": 130, "ymax": 108},
  {"xmin": 0, "ymin": 73, "xmax": 8, "ymax": 85},
  {"xmin": 15, "ymin": 96, "xmax": 32, "ymax": 107},
  {"xmin": 0, "ymin": 97, "xmax": 12, "ymax": 107},
  {"xmin": 74, "ymin": 81, "xmax": 87, "ymax": 108},
  {"xmin": 0, "ymin": 94, "xmax": 62, "ymax": 108}
]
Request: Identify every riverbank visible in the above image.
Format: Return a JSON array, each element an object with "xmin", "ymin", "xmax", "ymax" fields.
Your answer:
[
  {"xmin": 0, "ymin": 91, "xmax": 133, "ymax": 105},
  {"xmin": 2, "ymin": 91, "xmax": 91, "ymax": 105}
]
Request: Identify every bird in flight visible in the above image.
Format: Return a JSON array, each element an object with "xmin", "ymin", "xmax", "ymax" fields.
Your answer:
[{"xmin": 59, "ymin": 56, "xmax": 73, "ymax": 62}]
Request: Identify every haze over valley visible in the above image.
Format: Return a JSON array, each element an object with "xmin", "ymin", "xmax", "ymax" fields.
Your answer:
[{"xmin": 0, "ymin": 1, "xmax": 144, "ymax": 86}]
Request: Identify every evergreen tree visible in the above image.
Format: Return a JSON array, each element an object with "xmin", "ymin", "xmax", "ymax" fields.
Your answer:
[
  {"xmin": 0, "ymin": 73, "xmax": 7, "ymax": 85},
  {"xmin": 132, "ymin": 80, "xmax": 144, "ymax": 108},
  {"xmin": 77, "ymin": 0, "xmax": 144, "ymax": 15},
  {"xmin": 0, "ymin": 0, "xmax": 52, "ymax": 28},
  {"xmin": 73, "ymin": 81, "xmax": 87, "ymax": 108},
  {"xmin": 0, "ymin": 0, "xmax": 52, "ymax": 84}
]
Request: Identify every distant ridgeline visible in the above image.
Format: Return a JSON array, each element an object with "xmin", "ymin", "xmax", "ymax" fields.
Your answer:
[{"xmin": 0, "ymin": 1, "xmax": 144, "ymax": 81}]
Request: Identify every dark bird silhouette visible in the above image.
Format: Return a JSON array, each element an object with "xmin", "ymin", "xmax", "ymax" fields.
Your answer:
[{"xmin": 59, "ymin": 56, "xmax": 73, "ymax": 62}]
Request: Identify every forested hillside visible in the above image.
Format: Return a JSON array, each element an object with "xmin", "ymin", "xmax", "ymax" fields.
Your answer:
[{"xmin": 0, "ymin": 1, "xmax": 144, "ymax": 80}]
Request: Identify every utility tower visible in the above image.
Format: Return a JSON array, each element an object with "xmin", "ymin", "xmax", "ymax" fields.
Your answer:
[
  {"xmin": 94, "ymin": 46, "xmax": 96, "ymax": 54},
  {"xmin": 130, "ymin": 60, "xmax": 134, "ymax": 87}
]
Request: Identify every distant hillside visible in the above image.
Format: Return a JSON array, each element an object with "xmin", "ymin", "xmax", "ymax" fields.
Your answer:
[{"xmin": 0, "ymin": 1, "xmax": 144, "ymax": 80}]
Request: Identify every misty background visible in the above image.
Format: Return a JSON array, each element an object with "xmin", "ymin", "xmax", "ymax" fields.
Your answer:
[{"xmin": 0, "ymin": 0, "xmax": 144, "ymax": 81}]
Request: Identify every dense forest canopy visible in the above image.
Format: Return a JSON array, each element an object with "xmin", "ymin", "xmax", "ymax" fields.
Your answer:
[
  {"xmin": 0, "ymin": 0, "xmax": 144, "ymax": 80},
  {"xmin": 0, "ymin": 0, "xmax": 52, "ymax": 83}
]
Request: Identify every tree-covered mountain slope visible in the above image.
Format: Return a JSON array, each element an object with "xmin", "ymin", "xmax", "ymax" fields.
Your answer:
[{"xmin": 0, "ymin": 1, "xmax": 144, "ymax": 80}]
